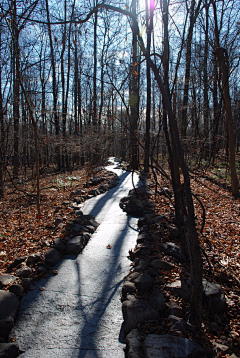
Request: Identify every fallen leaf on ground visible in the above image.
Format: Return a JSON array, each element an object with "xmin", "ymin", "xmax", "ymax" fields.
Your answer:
[{"xmin": 51, "ymin": 270, "xmax": 58, "ymax": 275}]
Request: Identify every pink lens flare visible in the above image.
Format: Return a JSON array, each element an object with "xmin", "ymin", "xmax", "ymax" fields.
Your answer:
[{"xmin": 150, "ymin": 0, "xmax": 155, "ymax": 10}]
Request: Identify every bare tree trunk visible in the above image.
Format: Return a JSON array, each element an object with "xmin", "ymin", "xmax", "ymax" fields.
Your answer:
[
  {"xmin": 61, "ymin": 0, "xmax": 75, "ymax": 171},
  {"xmin": 144, "ymin": 0, "xmax": 153, "ymax": 172},
  {"xmin": 0, "ymin": 20, "xmax": 4, "ymax": 197},
  {"xmin": 136, "ymin": 18, "xmax": 203, "ymax": 327},
  {"xmin": 19, "ymin": 77, "xmax": 41, "ymax": 216},
  {"xmin": 12, "ymin": 0, "xmax": 20, "ymax": 179},
  {"xmin": 210, "ymin": 59, "xmax": 220, "ymax": 165},
  {"xmin": 181, "ymin": 0, "xmax": 202, "ymax": 141},
  {"xmin": 147, "ymin": 54, "xmax": 203, "ymax": 327},
  {"xmin": 211, "ymin": 0, "xmax": 239, "ymax": 197},
  {"xmin": 74, "ymin": 38, "xmax": 78, "ymax": 135},
  {"xmin": 99, "ymin": 18, "xmax": 108, "ymax": 126},
  {"xmin": 129, "ymin": 0, "xmax": 139, "ymax": 170},
  {"xmin": 93, "ymin": 3, "xmax": 98, "ymax": 126},
  {"xmin": 216, "ymin": 48, "xmax": 239, "ymax": 197},
  {"xmin": 203, "ymin": 0, "xmax": 209, "ymax": 159},
  {"xmin": 45, "ymin": 0, "xmax": 60, "ymax": 170}
]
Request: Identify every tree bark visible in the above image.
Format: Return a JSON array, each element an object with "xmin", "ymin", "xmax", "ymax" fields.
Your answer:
[
  {"xmin": 0, "ymin": 20, "xmax": 3, "ymax": 197},
  {"xmin": 12, "ymin": 0, "xmax": 20, "ymax": 179},
  {"xmin": 93, "ymin": 4, "xmax": 98, "ymax": 126},
  {"xmin": 211, "ymin": 0, "xmax": 239, "ymax": 197},
  {"xmin": 203, "ymin": 0, "xmax": 209, "ymax": 159},
  {"xmin": 216, "ymin": 48, "xmax": 239, "ymax": 197},
  {"xmin": 129, "ymin": 0, "xmax": 139, "ymax": 170},
  {"xmin": 45, "ymin": 0, "xmax": 60, "ymax": 170},
  {"xmin": 181, "ymin": 0, "xmax": 202, "ymax": 141},
  {"xmin": 144, "ymin": 0, "xmax": 153, "ymax": 172}
]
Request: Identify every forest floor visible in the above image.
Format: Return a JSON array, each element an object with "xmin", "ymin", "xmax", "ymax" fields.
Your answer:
[
  {"xmin": 150, "ymin": 164, "xmax": 240, "ymax": 356},
  {"xmin": 0, "ymin": 160, "xmax": 240, "ymax": 356}
]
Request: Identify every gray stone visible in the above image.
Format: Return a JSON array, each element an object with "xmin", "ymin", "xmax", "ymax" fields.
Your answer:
[
  {"xmin": 0, "ymin": 290, "xmax": 19, "ymax": 340},
  {"xmin": 0, "ymin": 343, "xmax": 19, "ymax": 358},
  {"xmin": 159, "ymin": 242, "xmax": 186, "ymax": 262},
  {"xmin": 53, "ymin": 238, "xmax": 66, "ymax": 254},
  {"xmin": 203, "ymin": 280, "xmax": 227, "ymax": 313},
  {"xmin": 72, "ymin": 223, "xmax": 81, "ymax": 233},
  {"xmin": 152, "ymin": 231, "xmax": 162, "ymax": 240},
  {"xmin": 137, "ymin": 233, "xmax": 154, "ymax": 244},
  {"xmin": 26, "ymin": 253, "xmax": 42, "ymax": 266},
  {"xmin": 122, "ymin": 282, "xmax": 136, "ymax": 297},
  {"xmin": 65, "ymin": 236, "xmax": 86, "ymax": 254},
  {"xmin": 54, "ymin": 206, "xmax": 60, "ymax": 214},
  {"xmin": 82, "ymin": 232, "xmax": 91, "ymax": 242},
  {"xmin": 88, "ymin": 189, "xmax": 99, "ymax": 196},
  {"xmin": 109, "ymin": 180, "xmax": 119, "ymax": 188},
  {"xmin": 125, "ymin": 329, "xmax": 144, "ymax": 358},
  {"xmin": 134, "ymin": 274, "xmax": 153, "ymax": 293},
  {"xmin": 90, "ymin": 177, "xmax": 100, "ymax": 185},
  {"xmin": 168, "ymin": 315, "xmax": 181, "ymax": 324},
  {"xmin": 150, "ymin": 258, "xmax": 174, "ymax": 271},
  {"xmin": 168, "ymin": 316, "xmax": 197, "ymax": 335},
  {"xmin": 135, "ymin": 259, "xmax": 148, "ymax": 272},
  {"xmin": 15, "ymin": 266, "xmax": 32, "ymax": 278},
  {"xmin": 213, "ymin": 342, "xmax": 231, "ymax": 356},
  {"xmin": 138, "ymin": 217, "xmax": 147, "ymax": 228},
  {"xmin": 21, "ymin": 278, "xmax": 35, "ymax": 290},
  {"xmin": 155, "ymin": 215, "xmax": 167, "ymax": 222},
  {"xmin": 98, "ymin": 185, "xmax": 108, "ymax": 193},
  {"xmin": 62, "ymin": 201, "xmax": 70, "ymax": 206},
  {"xmin": 83, "ymin": 225, "xmax": 95, "ymax": 234},
  {"xmin": 139, "ymin": 224, "xmax": 149, "ymax": 234},
  {"xmin": 0, "ymin": 274, "xmax": 16, "ymax": 288},
  {"xmin": 71, "ymin": 202, "xmax": 81, "ymax": 210},
  {"xmin": 7, "ymin": 257, "xmax": 26, "ymax": 273},
  {"xmin": 122, "ymin": 295, "xmax": 159, "ymax": 334},
  {"xmin": 148, "ymin": 268, "xmax": 159, "ymax": 278},
  {"xmin": 170, "ymin": 228, "xmax": 180, "ymax": 239},
  {"xmin": 8, "ymin": 284, "xmax": 24, "ymax": 298},
  {"xmin": 76, "ymin": 189, "xmax": 86, "ymax": 196},
  {"xmin": 134, "ymin": 245, "xmax": 151, "ymax": 257},
  {"xmin": 88, "ymin": 218, "xmax": 98, "ymax": 228},
  {"xmin": 36, "ymin": 266, "xmax": 48, "ymax": 276},
  {"xmin": 55, "ymin": 218, "xmax": 63, "ymax": 226},
  {"xmin": 44, "ymin": 248, "xmax": 63, "ymax": 267},
  {"xmin": 168, "ymin": 299, "xmax": 183, "ymax": 317},
  {"xmin": 144, "ymin": 334, "xmax": 208, "ymax": 358},
  {"xmin": 75, "ymin": 210, "xmax": 83, "ymax": 217},
  {"xmin": 166, "ymin": 279, "xmax": 190, "ymax": 300},
  {"xmin": 210, "ymin": 322, "xmax": 221, "ymax": 332},
  {"xmin": 126, "ymin": 272, "xmax": 141, "ymax": 282},
  {"xmin": 83, "ymin": 214, "xmax": 95, "ymax": 221},
  {"xmin": 149, "ymin": 289, "xmax": 166, "ymax": 312},
  {"xmin": 119, "ymin": 196, "xmax": 145, "ymax": 217}
]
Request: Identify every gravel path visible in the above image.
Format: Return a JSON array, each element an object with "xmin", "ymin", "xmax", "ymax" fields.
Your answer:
[{"xmin": 12, "ymin": 159, "xmax": 140, "ymax": 358}]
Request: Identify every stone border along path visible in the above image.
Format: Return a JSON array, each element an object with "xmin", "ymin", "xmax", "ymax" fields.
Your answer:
[{"xmin": 9, "ymin": 158, "xmax": 142, "ymax": 358}]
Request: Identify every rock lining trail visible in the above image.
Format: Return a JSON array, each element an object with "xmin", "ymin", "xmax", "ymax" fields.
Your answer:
[{"xmin": 11, "ymin": 158, "xmax": 140, "ymax": 358}]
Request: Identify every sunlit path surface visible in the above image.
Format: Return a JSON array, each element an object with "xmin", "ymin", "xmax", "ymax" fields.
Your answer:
[{"xmin": 12, "ymin": 158, "xmax": 140, "ymax": 358}]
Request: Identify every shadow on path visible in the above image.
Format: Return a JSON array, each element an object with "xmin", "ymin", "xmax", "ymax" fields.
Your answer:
[
  {"xmin": 73, "ymin": 219, "xmax": 132, "ymax": 357},
  {"xmin": 12, "ymin": 165, "xmax": 140, "ymax": 358},
  {"xmin": 81, "ymin": 169, "xmax": 133, "ymax": 221}
]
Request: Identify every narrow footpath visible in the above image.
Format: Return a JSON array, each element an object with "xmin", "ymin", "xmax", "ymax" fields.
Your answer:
[{"xmin": 11, "ymin": 159, "xmax": 140, "ymax": 358}]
